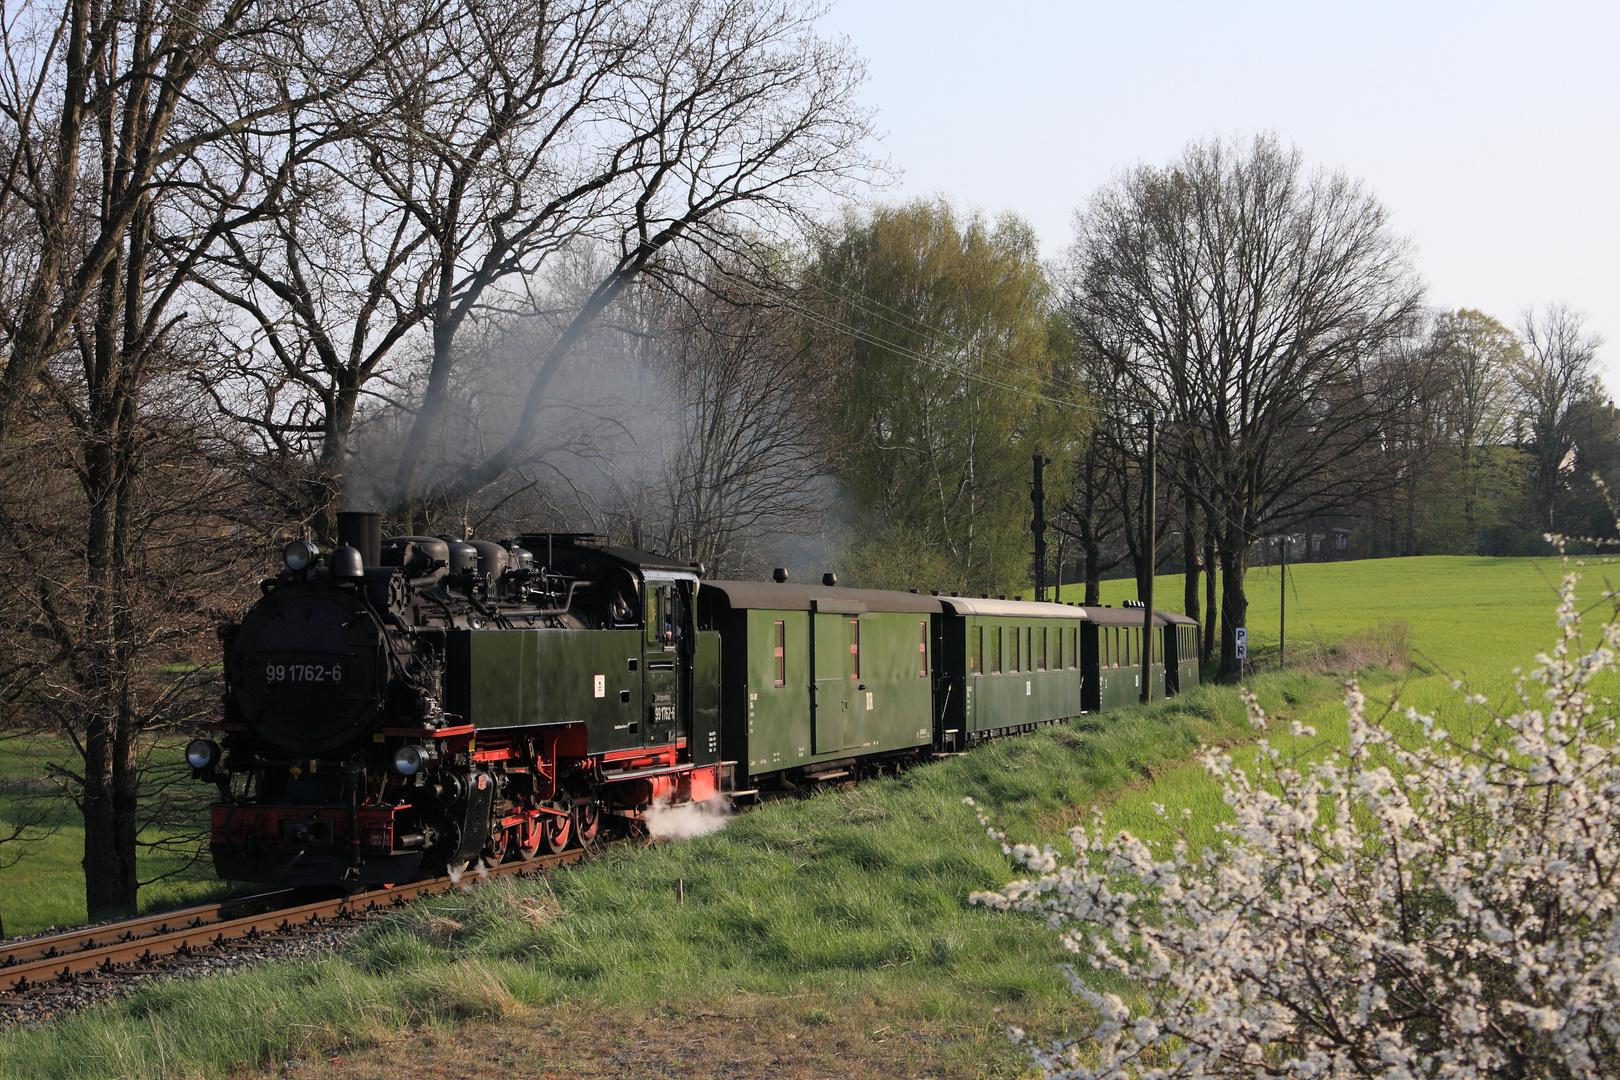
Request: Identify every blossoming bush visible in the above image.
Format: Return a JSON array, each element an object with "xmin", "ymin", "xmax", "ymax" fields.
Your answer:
[{"xmin": 971, "ymin": 568, "xmax": 1620, "ymax": 1078}]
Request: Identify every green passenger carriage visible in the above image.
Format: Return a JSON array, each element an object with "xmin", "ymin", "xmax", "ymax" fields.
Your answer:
[
  {"xmin": 934, "ymin": 598, "xmax": 1088, "ymax": 747},
  {"xmin": 698, "ymin": 582, "xmax": 941, "ymax": 789}
]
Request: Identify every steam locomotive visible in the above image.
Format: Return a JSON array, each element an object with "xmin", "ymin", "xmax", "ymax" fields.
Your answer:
[{"xmin": 191, "ymin": 512, "xmax": 1199, "ymax": 888}]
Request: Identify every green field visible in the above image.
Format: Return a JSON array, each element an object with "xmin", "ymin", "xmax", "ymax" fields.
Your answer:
[
  {"xmin": 1058, "ymin": 553, "xmax": 1608, "ymax": 676},
  {"xmin": 0, "ymin": 738, "xmax": 227, "ymax": 937},
  {"xmin": 0, "ymin": 554, "xmax": 1606, "ymax": 1078}
]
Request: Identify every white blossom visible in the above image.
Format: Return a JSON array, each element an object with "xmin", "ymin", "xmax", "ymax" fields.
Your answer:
[{"xmin": 971, "ymin": 562, "xmax": 1620, "ymax": 1078}]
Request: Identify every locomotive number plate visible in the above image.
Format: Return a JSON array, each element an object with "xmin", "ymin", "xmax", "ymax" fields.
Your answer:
[
  {"xmin": 652, "ymin": 703, "xmax": 676, "ymax": 724},
  {"xmin": 264, "ymin": 662, "xmax": 344, "ymax": 684}
]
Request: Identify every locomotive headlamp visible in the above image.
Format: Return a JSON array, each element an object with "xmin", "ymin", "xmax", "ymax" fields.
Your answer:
[
  {"xmin": 283, "ymin": 539, "xmax": 320, "ymax": 572},
  {"xmin": 186, "ymin": 738, "xmax": 220, "ymax": 770},
  {"xmin": 392, "ymin": 745, "xmax": 429, "ymax": 776}
]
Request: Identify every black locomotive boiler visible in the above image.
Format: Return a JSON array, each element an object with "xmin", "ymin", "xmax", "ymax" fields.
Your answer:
[{"xmin": 190, "ymin": 512, "xmax": 1199, "ymax": 889}]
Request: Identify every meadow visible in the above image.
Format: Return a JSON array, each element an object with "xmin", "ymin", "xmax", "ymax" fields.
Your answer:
[
  {"xmin": 0, "ymin": 553, "xmax": 1607, "ymax": 1078},
  {"xmin": 0, "ymin": 738, "xmax": 227, "ymax": 937}
]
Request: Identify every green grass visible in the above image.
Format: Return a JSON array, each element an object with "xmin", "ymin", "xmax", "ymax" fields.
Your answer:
[
  {"xmin": 0, "ymin": 672, "xmax": 1336, "ymax": 1080},
  {"xmin": 1067, "ymin": 553, "xmax": 1620, "ymax": 859},
  {"xmin": 1058, "ymin": 553, "xmax": 1608, "ymax": 673},
  {"xmin": 0, "ymin": 738, "xmax": 227, "ymax": 936}
]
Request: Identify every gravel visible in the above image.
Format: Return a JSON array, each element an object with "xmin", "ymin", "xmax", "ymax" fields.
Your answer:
[{"xmin": 0, "ymin": 921, "xmax": 369, "ymax": 1031}]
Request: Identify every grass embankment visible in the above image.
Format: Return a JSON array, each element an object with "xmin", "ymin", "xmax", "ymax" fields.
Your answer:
[
  {"xmin": 0, "ymin": 553, "xmax": 1599, "ymax": 1078},
  {"xmin": 0, "ymin": 672, "xmax": 1342, "ymax": 1079}
]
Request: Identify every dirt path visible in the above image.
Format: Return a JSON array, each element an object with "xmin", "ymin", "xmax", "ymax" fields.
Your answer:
[{"xmin": 251, "ymin": 997, "xmax": 1032, "ymax": 1080}]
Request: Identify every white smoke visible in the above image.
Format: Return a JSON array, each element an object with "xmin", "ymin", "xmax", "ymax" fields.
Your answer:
[
  {"xmin": 644, "ymin": 795, "xmax": 732, "ymax": 841},
  {"xmin": 447, "ymin": 857, "xmax": 491, "ymax": 891}
]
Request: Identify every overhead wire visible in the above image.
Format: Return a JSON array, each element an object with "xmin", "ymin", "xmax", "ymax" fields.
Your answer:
[
  {"xmin": 792, "ymin": 269, "xmax": 1064, "ymax": 393},
  {"xmin": 717, "ymin": 269, "xmax": 1102, "ymax": 415}
]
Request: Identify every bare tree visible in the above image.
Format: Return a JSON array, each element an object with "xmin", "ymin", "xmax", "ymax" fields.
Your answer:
[
  {"xmin": 649, "ymin": 275, "xmax": 826, "ymax": 575},
  {"xmin": 194, "ymin": 0, "xmax": 634, "ymax": 535},
  {"xmin": 1518, "ymin": 303, "xmax": 1603, "ymax": 530},
  {"xmin": 187, "ymin": 0, "xmax": 869, "ymax": 535},
  {"xmin": 1065, "ymin": 134, "xmax": 1423, "ymax": 677},
  {"xmin": 0, "ymin": 0, "xmax": 397, "ymax": 449},
  {"xmin": 1055, "ymin": 428, "xmax": 1127, "ymax": 604},
  {"xmin": 393, "ymin": 0, "xmax": 873, "ymax": 525},
  {"xmin": 0, "ymin": 0, "xmax": 412, "ymax": 917}
]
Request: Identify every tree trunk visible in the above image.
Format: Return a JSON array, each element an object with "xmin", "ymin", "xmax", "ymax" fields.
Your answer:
[
  {"xmin": 1217, "ymin": 529, "xmax": 1249, "ymax": 680},
  {"xmin": 1084, "ymin": 533, "xmax": 1101, "ymax": 605},
  {"xmin": 1201, "ymin": 518, "xmax": 1217, "ymax": 665},
  {"xmin": 80, "ymin": 697, "xmax": 140, "ymax": 918},
  {"xmin": 1182, "ymin": 488, "xmax": 1200, "ymax": 623}
]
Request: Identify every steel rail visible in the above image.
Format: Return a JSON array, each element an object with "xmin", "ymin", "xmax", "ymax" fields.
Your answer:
[
  {"xmin": 0, "ymin": 890, "xmax": 300, "ymax": 970},
  {"xmin": 0, "ymin": 849, "xmax": 587, "ymax": 996}
]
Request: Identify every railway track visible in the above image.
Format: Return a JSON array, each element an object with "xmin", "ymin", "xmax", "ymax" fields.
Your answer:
[{"xmin": 0, "ymin": 849, "xmax": 590, "ymax": 1002}]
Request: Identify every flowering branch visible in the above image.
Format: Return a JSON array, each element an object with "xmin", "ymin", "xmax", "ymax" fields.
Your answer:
[{"xmin": 970, "ymin": 563, "xmax": 1620, "ymax": 1079}]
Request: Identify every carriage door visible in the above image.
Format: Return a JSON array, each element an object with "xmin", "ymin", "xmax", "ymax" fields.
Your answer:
[
  {"xmin": 643, "ymin": 583, "xmax": 680, "ymax": 748},
  {"xmin": 812, "ymin": 601, "xmax": 866, "ymax": 755}
]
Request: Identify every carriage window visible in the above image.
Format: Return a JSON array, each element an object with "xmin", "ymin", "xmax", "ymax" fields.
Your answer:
[
  {"xmin": 1068, "ymin": 626, "xmax": 1078, "ymax": 669},
  {"xmin": 1036, "ymin": 627, "xmax": 1047, "ymax": 671},
  {"xmin": 970, "ymin": 626, "xmax": 983, "ymax": 674},
  {"xmin": 918, "ymin": 621, "xmax": 928, "ymax": 677},
  {"xmin": 849, "ymin": 619, "xmax": 860, "ymax": 679},
  {"xmin": 1024, "ymin": 627, "xmax": 1032, "ymax": 671},
  {"xmin": 991, "ymin": 626, "xmax": 1002, "ymax": 673},
  {"xmin": 1010, "ymin": 625, "xmax": 1021, "ymax": 672},
  {"xmin": 773, "ymin": 621, "xmax": 786, "ymax": 687}
]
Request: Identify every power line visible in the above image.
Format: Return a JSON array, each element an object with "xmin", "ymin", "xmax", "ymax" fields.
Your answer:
[
  {"xmin": 793, "ymin": 270, "xmax": 1062, "ymax": 393},
  {"xmin": 720, "ymin": 270, "xmax": 1102, "ymax": 415}
]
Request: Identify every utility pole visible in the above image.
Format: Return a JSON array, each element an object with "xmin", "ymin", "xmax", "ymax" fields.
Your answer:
[
  {"xmin": 1140, "ymin": 410, "xmax": 1155, "ymax": 703},
  {"xmin": 1279, "ymin": 530, "xmax": 1287, "ymax": 667},
  {"xmin": 1031, "ymin": 453, "xmax": 1047, "ymax": 602}
]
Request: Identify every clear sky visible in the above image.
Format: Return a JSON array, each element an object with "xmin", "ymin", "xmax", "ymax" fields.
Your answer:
[{"xmin": 819, "ymin": 0, "xmax": 1620, "ymax": 392}]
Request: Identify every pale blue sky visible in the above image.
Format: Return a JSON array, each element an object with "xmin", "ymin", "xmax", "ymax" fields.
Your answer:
[{"xmin": 820, "ymin": 0, "xmax": 1620, "ymax": 390}]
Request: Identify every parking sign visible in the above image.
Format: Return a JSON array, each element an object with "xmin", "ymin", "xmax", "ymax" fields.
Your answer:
[{"xmin": 1235, "ymin": 627, "xmax": 1247, "ymax": 660}]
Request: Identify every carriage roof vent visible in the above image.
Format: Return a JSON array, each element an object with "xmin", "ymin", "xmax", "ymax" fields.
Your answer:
[
  {"xmin": 822, "ymin": 572, "xmax": 837, "ymax": 586},
  {"xmin": 772, "ymin": 567, "xmax": 788, "ymax": 583}
]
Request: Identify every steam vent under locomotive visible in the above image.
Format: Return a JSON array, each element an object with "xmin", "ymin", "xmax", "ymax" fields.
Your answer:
[{"xmin": 194, "ymin": 512, "xmax": 719, "ymax": 887}]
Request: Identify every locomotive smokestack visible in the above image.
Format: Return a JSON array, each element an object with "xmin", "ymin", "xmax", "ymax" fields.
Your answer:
[{"xmin": 336, "ymin": 511, "xmax": 382, "ymax": 568}]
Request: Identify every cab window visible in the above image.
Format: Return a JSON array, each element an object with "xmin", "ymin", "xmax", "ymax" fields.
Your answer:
[{"xmin": 645, "ymin": 586, "xmax": 664, "ymax": 645}]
